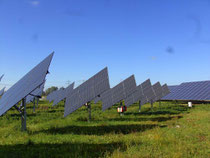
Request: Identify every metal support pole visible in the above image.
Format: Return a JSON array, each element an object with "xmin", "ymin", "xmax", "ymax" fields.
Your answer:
[
  {"xmin": 21, "ymin": 98, "xmax": 27, "ymax": 131},
  {"xmin": 119, "ymin": 101, "xmax": 124, "ymax": 116},
  {"xmin": 33, "ymin": 98, "xmax": 36, "ymax": 113},
  {"xmin": 120, "ymin": 101, "xmax": 122, "ymax": 107},
  {"xmin": 139, "ymin": 100, "xmax": 142, "ymax": 112},
  {"xmin": 36, "ymin": 97, "xmax": 39, "ymax": 108},
  {"xmin": 151, "ymin": 100, "xmax": 153, "ymax": 111},
  {"xmin": 159, "ymin": 101, "xmax": 161, "ymax": 108},
  {"xmin": 87, "ymin": 102, "xmax": 91, "ymax": 122},
  {"xmin": 175, "ymin": 100, "xmax": 178, "ymax": 110}
]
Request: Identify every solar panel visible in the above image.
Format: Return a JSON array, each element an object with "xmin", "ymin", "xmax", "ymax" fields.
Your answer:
[
  {"xmin": 141, "ymin": 79, "xmax": 151, "ymax": 90},
  {"xmin": 124, "ymin": 78, "xmax": 158, "ymax": 108},
  {"xmin": 64, "ymin": 67, "xmax": 110, "ymax": 117},
  {"xmin": 112, "ymin": 83, "xmax": 124, "ymax": 104},
  {"xmin": 26, "ymin": 82, "xmax": 45, "ymax": 103},
  {"xmin": 125, "ymin": 83, "xmax": 145, "ymax": 107},
  {"xmin": 161, "ymin": 84, "xmax": 170, "ymax": 98},
  {"xmin": 123, "ymin": 75, "xmax": 137, "ymax": 98},
  {"xmin": 168, "ymin": 85, "xmax": 179, "ymax": 93},
  {"xmin": 0, "ymin": 87, "xmax": 5, "ymax": 96},
  {"xmin": 95, "ymin": 75, "xmax": 137, "ymax": 105},
  {"xmin": 52, "ymin": 82, "xmax": 74, "ymax": 106},
  {"xmin": 46, "ymin": 90, "xmax": 57, "ymax": 102},
  {"xmin": 152, "ymin": 82, "xmax": 163, "ymax": 101},
  {"xmin": 162, "ymin": 81, "xmax": 210, "ymax": 101},
  {"xmin": 101, "ymin": 89, "xmax": 113, "ymax": 110},
  {"xmin": 94, "ymin": 96, "xmax": 101, "ymax": 104},
  {"xmin": 142, "ymin": 80, "xmax": 156, "ymax": 103},
  {"xmin": 0, "ymin": 75, "xmax": 4, "ymax": 82},
  {"xmin": 101, "ymin": 75, "xmax": 137, "ymax": 111},
  {"xmin": 51, "ymin": 88, "xmax": 65, "ymax": 106},
  {"xmin": 0, "ymin": 52, "xmax": 54, "ymax": 116},
  {"xmin": 65, "ymin": 82, "xmax": 75, "ymax": 96}
]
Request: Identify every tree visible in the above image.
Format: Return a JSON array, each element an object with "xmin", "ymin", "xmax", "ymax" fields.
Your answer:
[{"xmin": 44, "ymin": 86, "xmax": 58, "ymax": 96}]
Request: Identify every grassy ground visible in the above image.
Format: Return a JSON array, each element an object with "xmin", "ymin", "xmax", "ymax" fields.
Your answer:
[{"xmin": 0, "ymin": 100, "xmax": 209, "ymax": 158}]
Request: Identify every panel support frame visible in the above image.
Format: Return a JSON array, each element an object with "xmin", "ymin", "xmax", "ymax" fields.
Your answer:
[
  {"xmin": 159, "ymin": 100, "xmax": 161, "ymax": 108},
  {"xmin": 87, "ymin": 102, "xmax": 91, "ymax": 122},
  {"xmin": 139, "ymin": 100, "xmax": 142, "ymax": 112},
  {"xmin": 21, "ymin": 98, "xmax": 27, "ymax": 131},
  {"xmin": 150, "ymin": 99, "xmax": 154, "ymax": 111}
]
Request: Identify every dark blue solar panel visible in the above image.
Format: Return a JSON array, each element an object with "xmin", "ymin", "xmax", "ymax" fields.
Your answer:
[
  {"xmin": 168, "ymin": 85, "xmax": 179, "ymax": 93},
  {"xmin": 162, "ymin": 84, "xmax": 170, "ymax": 97},
  {"xmin": 64, "ymin": 67, "xmax": 110, "ymax": 117},
  {"xmin": 162, "ymin": 81, "xmax": 210, "ymax": 101},
  {"xmin": 101, "ymin": 75, "xmax": 137, "ymax": 111},
  {"xmin": 124, "ymin": 84, "xmax": 145, "ymax": 107},
  {"xmin": 152, "ymin": 82, "xmax": 163, "ymax": 101},
  {"xmin": 124, "ymin": 79, "xmax": 155, "ymax": 107},
  {"xmin": 141, "ymin": 79, "xmax": 156, "ymax": 102}
]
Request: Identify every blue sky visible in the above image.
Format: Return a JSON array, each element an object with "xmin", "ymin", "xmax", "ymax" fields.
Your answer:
[{"xmin": 1, "ymin": 0, "xmax": 210, "ymax": 90}]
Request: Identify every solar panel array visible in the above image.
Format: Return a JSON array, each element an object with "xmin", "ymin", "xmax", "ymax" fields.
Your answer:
[
  {"xmin": 124, "ymin": 80, "xmax": 170, "ymax": 107},
  {"xmin": 0, "ymin": 53, "xmax": 54, "ymax": 116},
  {"xmin": 141, "ymin": 79, "xmax": 156, "ymax": 103},
  {"xmin": 162, "ymin": 81, "xmax": 210, "ymax": 101},
  {"xmin": 64, "ymin": 67, "xmax": 110, "ymax": 117},
  {"xmin": 101, "ymin": 75, "xmax": 137, "ymax": 111},
  {"xmin": 52, "ymin": 82, "xmax": 74, "ymax": 106},
  {"xmin": 152, "ymin": 82, "xmax": 163, "ymax": 101},
  {"xmin": 0, "ymin": 52, "xmax": 176, "ymax": 131},
  {"xmin": 161, "ymin": 84, "xmax": 170, "ymax": 97}
]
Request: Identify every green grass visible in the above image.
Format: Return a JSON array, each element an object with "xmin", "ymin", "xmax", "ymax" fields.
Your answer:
[{"xmin": 0, "ymin": 100, "xmax": 209, "ymax": 158}]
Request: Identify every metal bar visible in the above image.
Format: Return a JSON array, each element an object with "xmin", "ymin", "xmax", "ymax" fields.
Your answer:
[
  {"xmin": 87, "ymin": 102, "xmax": 91, "ymax": 122},
  {"xmin": 33, "ymin": 98, "xmax": 36, "ymax": 113},
  {"xmin": 150, "ymin": 100, "xmax": 153, "ymax": 111},
  {"xmin": 21, "ymin": 98, "xmax": 27, "ymax": 131},
  {"xmin": 120, "ymin": 101, "xmax": 124, "ymax": 116},
  {"xmin": 139, "ymin": 100, "xmax": 142, "ymax": 112},
  {"xmin": 14, "ymin": 105, "xmax": 22, "ymax": 113},
  {"xmin": 36, "ymin": 97, "xmax": 39, "ymax": 108},
  {"xmin": 64, "ymin": 98, "xmax": 66, "ymax": 105},
  {"xmin": 159, "ymin": 101, "xmax": 161, "ymax": 108}
]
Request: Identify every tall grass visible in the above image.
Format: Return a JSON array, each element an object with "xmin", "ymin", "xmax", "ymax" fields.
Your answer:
[{"xmin": 0, "ymin": 100, "xmax": 209, "ymax": 158}]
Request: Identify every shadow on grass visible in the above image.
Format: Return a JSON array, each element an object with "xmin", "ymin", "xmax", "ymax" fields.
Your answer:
[
  {"xmin": 109, "ymin": 116, "xmax": 183, "ymax": 122},
  {"xmin": 47, "ymin": 109, "xmax": 64, "ymax": 113},
  {"xmin": 125, "ymin": 105, "xmax": 189, "ymax": 116},
  {"xmin": 8, "ymin": 113, "xmax": 37, "ymax": 118},
  {"xmin": 0, "ymin": 142, "xmax": 126, "ymax": 158},
  {"xmin": 31, "ymin": 124, "xmax": 160, "ymax": 136}
]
